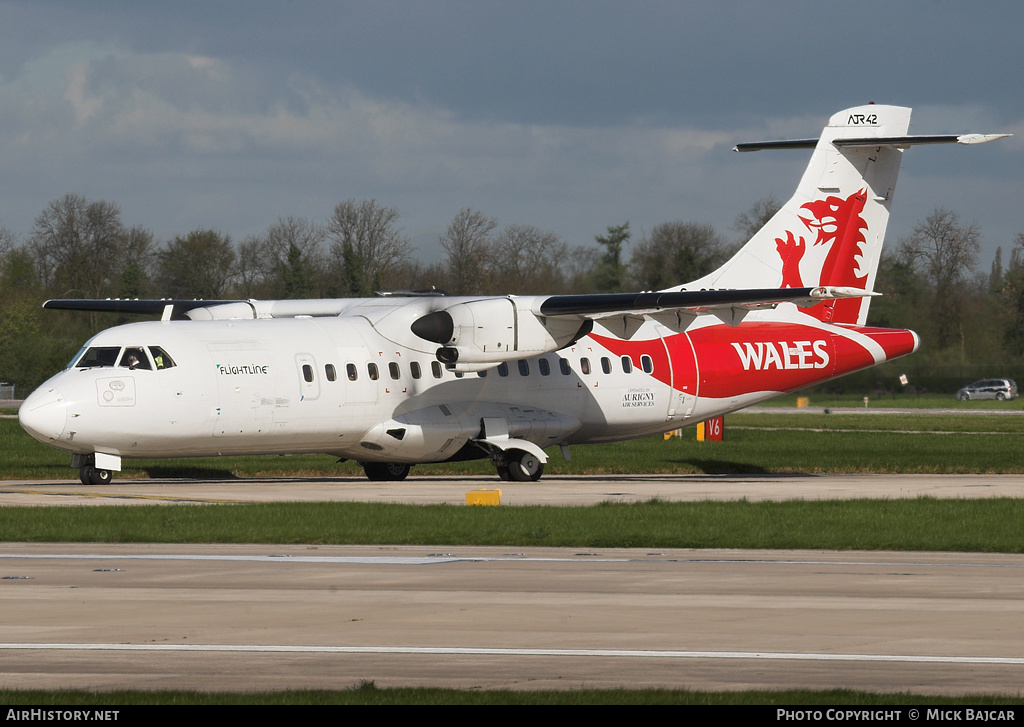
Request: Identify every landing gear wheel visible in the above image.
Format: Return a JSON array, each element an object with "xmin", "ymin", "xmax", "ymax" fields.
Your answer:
[
  {"xmin": 79, "ymin": 466, "xmax": 112, "ymax": 485},
  {"xmin": 496, "ymin": 465, "xmax": 511, "ymax": 481},
  {"xmin": 506, "ymin": 450, "xmax": 544, "ymax": 482},
  {"xmin": 362, "ymin": 462, "xmax": 411, "ymax": 481}
]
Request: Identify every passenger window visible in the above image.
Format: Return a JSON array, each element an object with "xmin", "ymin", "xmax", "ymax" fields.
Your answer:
[
  {"xmin": 368, "ymin": 363, "xmax": 379, "ymax": 381},
  {"xmin": 431, "ymin": 361, "xmax": 443, "ymax": 378},
  {"xmin": 325, "ymin": 364, "xmax": 337, "ymax": 382},
  {"xmin": 641, "ymin": 355, "xmax": 654, "ymax": 374},
  {"xmin": 559, "ymin": 358, "xmax": 571, "ymax": 375},
  {"xmin": 497, "ymin": 362, "xmax": 509, "ymax": 377},
  {"xmin": 518, "ymin": 360, "xmax": 530, "ymax": 376},
  {"xmin": 580, "ymin": 357, "xmax": 591, "ymax": 375},
  {"xmin": 347, "ymin": 363, "xmax": 358, "ymax": 381},
  {"xmin": 302, "ymin": 364, "xmax": 314, "ymax": 383},
  {"xmin": 621, "ymin": 356, "xmax": 633, "ymax": 374},
  {"xmin": 119, "ymin": 347, "xmax": 151, "ymax": 370},
  {"xmin": 601, "ymin": 357, "xmax": 611, "ymax": 374},
  {"xmin": 389, "ymin": 362, "xmax": 400, "ymax": 380},
  {"xmin": 538, "ymin": 358, "xmax": 550, "ymax": 376},
  {"xmin": 149, "ymin": 346, "xmax": 176, "ymax": 369},
  {"xmin": 410, "ymin": 362, "xmax": 422, "ymax": 379}
]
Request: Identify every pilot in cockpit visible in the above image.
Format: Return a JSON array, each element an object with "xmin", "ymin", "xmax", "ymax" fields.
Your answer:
[{"xmin": 119, "ymin": 347, "xmax": 151, "ymax": 371}]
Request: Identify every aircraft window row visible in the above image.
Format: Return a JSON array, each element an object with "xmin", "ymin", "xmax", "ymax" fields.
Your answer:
[
  {"xmin": 333, "ymin": 359, "xmax": 447, "ymax": 384},
  {"xmin": 73, "ymin": 345, "xmax": 176, "ymax": 371},
  {"xmin": 486, "ymin": 354, "xmax": 655, "ymax": 378},
  {"xmin": 310, "ymin": 353, "xmax": 655, "ymax": 385}
]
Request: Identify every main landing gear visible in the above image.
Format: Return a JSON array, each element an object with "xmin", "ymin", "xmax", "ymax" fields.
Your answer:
[
  {"xmin": 362, "ymin": 462, "xmax": 411, "ymax": 481},
  {"xmin": 495, "ymin": 449, "xmax": 544, "ymax": 482}
]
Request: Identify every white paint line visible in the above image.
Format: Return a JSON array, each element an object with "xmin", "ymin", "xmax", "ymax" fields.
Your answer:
[
  {"xmin": 1, "ymin": 553, "xmax": 1022, "ymax": 569},
  {"xmin": 0, "ymin": 643, "xmax": 1022, "ymax": 665}
]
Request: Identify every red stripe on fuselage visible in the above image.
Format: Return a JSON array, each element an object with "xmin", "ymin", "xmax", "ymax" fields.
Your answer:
[{"xmin": 590, "ymin": 322, "xmax": 917, "ymax": 400}]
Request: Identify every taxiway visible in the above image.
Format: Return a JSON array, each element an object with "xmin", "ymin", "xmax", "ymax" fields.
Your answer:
[{"xmin": 1, "ymin": 474, "xmax": 1023, "ymax": 694}]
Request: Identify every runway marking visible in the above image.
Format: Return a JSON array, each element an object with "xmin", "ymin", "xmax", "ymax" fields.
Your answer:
[
  {"xmin": 1, "ymin": 642, "xmax": 1022, "ymax": 665},
  {"xmin": 0, "ymin": 489, "xmax": 241, "ymax": 504},
  {"xmin": 0, "ymin": 553, "xmax": 602, "ymax": 565}
]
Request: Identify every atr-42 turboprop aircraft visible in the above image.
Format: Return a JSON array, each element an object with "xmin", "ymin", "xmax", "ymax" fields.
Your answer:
[{"xmin": 19, "ymin": 105, "xmax": 1009, "ymax": 484}]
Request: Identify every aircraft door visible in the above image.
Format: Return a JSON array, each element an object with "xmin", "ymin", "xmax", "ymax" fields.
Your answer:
[
  {"xmin": 209, "ymin": 344, "xmax": 275, "ymax": 438},
  {"xmin": 664, "ymin": 332, "xmax": 698, "ymax": 422},
  {"xmin": 295, "ymin": 353, "xmax": 320, "ymax": 401}
]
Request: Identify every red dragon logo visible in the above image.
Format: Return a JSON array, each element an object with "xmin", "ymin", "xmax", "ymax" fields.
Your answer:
[{"xmin": 775, "ymin": 189, "xmax": 868, "ymax": 323}]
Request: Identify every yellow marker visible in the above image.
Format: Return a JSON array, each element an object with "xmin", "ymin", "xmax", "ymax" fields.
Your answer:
[{"xmin": 466, "ymin": 489, "xmax": 501, "ymax": 506}]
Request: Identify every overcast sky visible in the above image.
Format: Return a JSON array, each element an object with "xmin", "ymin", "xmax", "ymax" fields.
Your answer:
[{"xmin": 2, "ymin": 0, "xmax": 1022, "ymax": 272}]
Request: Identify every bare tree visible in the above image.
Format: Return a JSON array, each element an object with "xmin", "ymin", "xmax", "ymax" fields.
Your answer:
[
  {"xmin": 491, "ymin": 224, "xmax": 568, "ymax": 295},
  {"xmin": 630, "ymin": 222, "xmax": 726, "ymax": 290},
  {"xmin": 440, "ymin": 208, "xmax": 497, "ymax": 295},
  {"xmin": 326, "ymin": 199, "xmax": 411, "ymax": 296},
  {"xmin": 154, "ymin": 230, "xmax": 236, "ymax": 299},
  {"xmin": 0, "ymin": 227, "xmax": 15, "ymax": 262},
  {"xmin": 261, "ymin": 216, "xmax": 326, "ymax": 298},
  {"xmin": 898, "ymin": 208, "xmax": 980, "ymax": 353},
  {"xmin": 29, "ymin": 194, "xmax": 153, "ymax": 298},
  {"xmin": 732, "ymin": 194, "xmax": 781, "ymax": 242},
  {"xmin": 234, "ymin": 233, "xmax": 270, "ymax": 299}
]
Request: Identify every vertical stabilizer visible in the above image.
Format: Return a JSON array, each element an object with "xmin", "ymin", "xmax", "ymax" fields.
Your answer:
[{"xmin": 682, "ymin": 105, "xmax": 912, "ymax": 325}]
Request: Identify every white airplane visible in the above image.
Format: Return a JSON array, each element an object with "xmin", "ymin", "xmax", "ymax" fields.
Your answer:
[{"xmin": 19, "ymin": 105, "xmax": 1009, "ymax": 485}]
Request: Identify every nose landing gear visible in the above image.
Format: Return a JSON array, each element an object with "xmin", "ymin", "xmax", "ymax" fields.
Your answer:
[
  {"xmin": 79, "ymin": 465, "xmax": 113, "ymax": 485},
  {"xmin": 71, "ymin": 453, "xmax": 117, "ymax": 485}
]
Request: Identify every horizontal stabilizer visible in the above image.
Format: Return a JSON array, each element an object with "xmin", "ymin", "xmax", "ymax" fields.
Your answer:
[{"xmin": 736, "ymin": 133, "xmax": 1011, "ymax": 152}]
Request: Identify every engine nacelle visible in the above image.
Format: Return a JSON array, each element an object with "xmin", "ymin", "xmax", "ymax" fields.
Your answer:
[{"xmin": 411, "ymin": 297, "xmax": 590, "ymax": 366}]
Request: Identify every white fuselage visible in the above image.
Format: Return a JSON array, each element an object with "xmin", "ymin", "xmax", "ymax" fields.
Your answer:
[{"xmin": 19, "ymin": 300, "xmax": 917, "ymax": 466}]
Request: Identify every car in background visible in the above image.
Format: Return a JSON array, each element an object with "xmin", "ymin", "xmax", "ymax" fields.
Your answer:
[{"xmin": 956, "ymin": 378, "xmax": 1018, "ymax": 401}]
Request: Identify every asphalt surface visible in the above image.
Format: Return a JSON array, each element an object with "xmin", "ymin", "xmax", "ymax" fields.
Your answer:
[
  {"xmin": 1, "ymin": 474, "xmax": 1024, "ymax": 695},
  {"xmin": 1, "ymin": 472, "xmax": 1023, "ymax": 506},
  {"xmin": 1, "ymin": 543, "xmax": 1022, "ymax": 695}
]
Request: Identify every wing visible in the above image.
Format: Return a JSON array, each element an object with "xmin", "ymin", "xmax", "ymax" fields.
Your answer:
[{"xmin": 43, "ymin": 286, "xmax": 875, "ymax": 372}]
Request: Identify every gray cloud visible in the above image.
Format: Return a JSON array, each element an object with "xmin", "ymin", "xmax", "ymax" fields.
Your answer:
[{"xmin": 0, "ymin": 1, "xmax": 1021, "ymax": 268}]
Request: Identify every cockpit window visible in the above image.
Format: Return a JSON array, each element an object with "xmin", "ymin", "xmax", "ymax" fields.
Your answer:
[
  {"xmin": 119, "ymin": 347, "xmax": 151, "ymax": 370},
  {"xmin": 149, "ymin": 346, "xmax": 175, "ymax": 369},
  {"xmin": 75, "ymin": 347, "xmax": 121, "ymax": 369}
]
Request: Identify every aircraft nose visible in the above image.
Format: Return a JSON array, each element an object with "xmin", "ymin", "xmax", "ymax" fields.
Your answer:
[{"xmin": 19, "ymin": 386, "xmax": 68, "ymax": 443}]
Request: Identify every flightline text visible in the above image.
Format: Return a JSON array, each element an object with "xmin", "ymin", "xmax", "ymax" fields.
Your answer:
[{"xmin": 217, "ymin": 363, "xmax": 269, "ymax": 375}]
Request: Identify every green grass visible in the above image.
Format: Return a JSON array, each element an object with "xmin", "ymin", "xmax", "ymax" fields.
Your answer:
[
  {"xmin": 1, "ymin": 687, "xmax": 1019, "ymax": 705},
  {"xmin": 728, "ymin": 412, "xmax": 1024, "ymax": 432},
  {"xmin": 4, "ymin": 412, "xmax": 1024, "ymax": 480},
  {"xmin": 757, "ymin": 391, "xmax": 1024, "ymax": 410},
  {"xmin": 1, "ymin": 498, "xmax": 1022, "ymax": 551}
]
